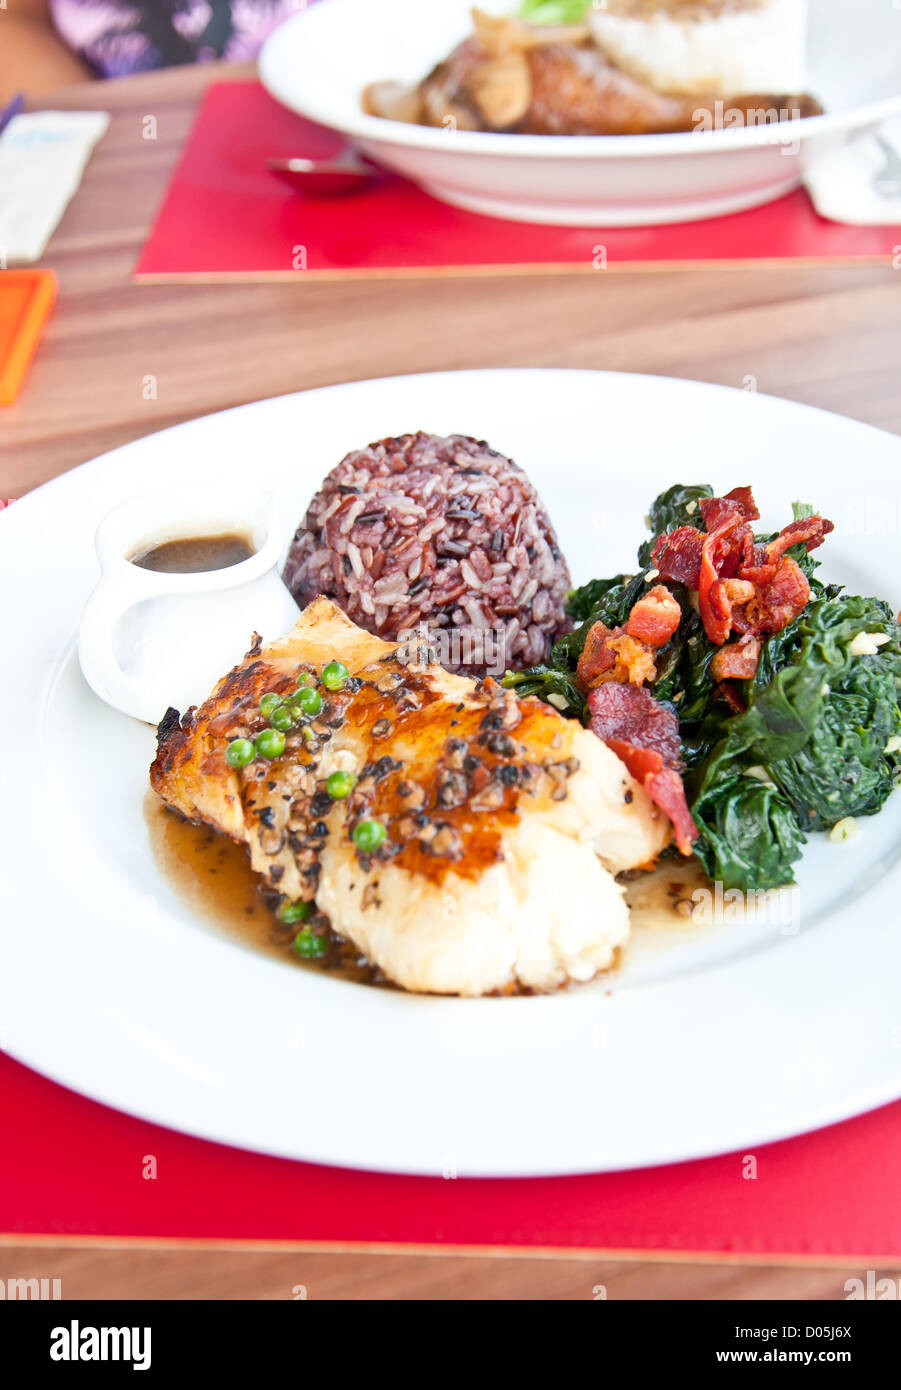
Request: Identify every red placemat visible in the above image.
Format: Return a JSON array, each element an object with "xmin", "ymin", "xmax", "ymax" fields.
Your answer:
[
  {"xmin": 134, "ymin": 83, "xmax": 901, "ymax": 283},
  {"xmin": 3, "ymin": 1051, "xmax": 900, "ymax": 1260}
]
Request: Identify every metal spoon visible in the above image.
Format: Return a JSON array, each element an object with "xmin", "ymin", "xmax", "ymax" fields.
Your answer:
[
  {"xmin": 872, "ymin": 133, "xmax": 901, "ymax": 200},
  {"xmin": 267, "ymin": 150, "xmax": 380, "ymax": 197}
]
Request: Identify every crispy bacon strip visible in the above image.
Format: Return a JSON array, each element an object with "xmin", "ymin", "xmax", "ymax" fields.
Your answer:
[
  {"xmin": 722, "ymin": 578, "xmax": 755, "ymax": 606},
  {"xmin": 699, "ymin": 486, "xmax": 760, "ymax": 531},
  {"xmin": 731, "ymin": 556, "xmax": 810, "ymax": 637},
  {"xmin": 587, "ymin": 680, "xmax": 682, "ymax": 762},
  {"xmin": 710, "ymin": 633, "xmax": 761, "ymax": 681},
  {"xmin": 607, "ymin": 633, "xmax": 657, "ymax": 685},
  {"xmin": 695, "ymin": 497, "xmax": 754, "ymax": 642},
  {"xmin": 577, "ymin": 622, "xmax": 657, "ymax": 688},
  {"xmin": 625, "ymin": 584, "xmax": 682, "ymax": 647},
  {"xmin": 716, "ymin": 680, "xmax": 747, "ymax": 713},
  {"xmin": 764, "ymin": 516, "xmax": 834, "ymax": 566},
  {"xmin": 699, "ymin": 561, "xmax": 734, "ymax": 645},
  {"xmin": 724, "ymin": 485, "xmax": 760, "ymax": 520},
  {"xmin": 651, "ymin": 525, "xmax": 704, "ymax": 588},
  {"xmin": 650, "ymin": 486, "xmax": 832, "ymax": 647},
  {"xmin": 576, "ymin": 621, "xmax": 616, "ymax": 687},
  {"xmin": 587, "ymin": 684, "xmax": 698, "ymax": 855},
  {"xmin": 606, "ymin": 742, "xmax": 696, "ymax": 855}
]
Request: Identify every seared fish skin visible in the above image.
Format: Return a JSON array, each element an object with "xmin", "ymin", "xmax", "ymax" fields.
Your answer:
[{"xmin": 151, "ymin": 598, "xmax": 668, "ymax": 995}]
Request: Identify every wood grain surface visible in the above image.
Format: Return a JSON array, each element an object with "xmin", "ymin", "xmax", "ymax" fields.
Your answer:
[
  {"xmin": 2, "ymin": 60, "xmax": 900, "ymax": 1300},
  {"xmin": 1, "ymin": 1243, "xmax": 899, "ymax": 1302}
]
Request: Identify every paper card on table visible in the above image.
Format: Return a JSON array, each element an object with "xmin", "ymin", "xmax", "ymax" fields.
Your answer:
[{"xmin": 0, "ymin": 111, "xmax": 109, "ymax": 266}]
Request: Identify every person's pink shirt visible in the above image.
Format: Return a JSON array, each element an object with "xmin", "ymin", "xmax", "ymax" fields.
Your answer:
[{"xmin": 49, "ymin": 0, "xmax": 307, "ymax": 77}]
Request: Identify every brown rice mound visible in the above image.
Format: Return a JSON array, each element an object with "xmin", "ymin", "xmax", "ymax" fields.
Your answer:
[{"xmin": 282, "ymin": 432, "xmax": 572, "ymax": 677}]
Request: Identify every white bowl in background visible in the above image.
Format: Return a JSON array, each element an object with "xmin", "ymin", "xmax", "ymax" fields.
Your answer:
[{"xmin": 259, "ymin": 0, "xmax": 901, "ymax": 226}]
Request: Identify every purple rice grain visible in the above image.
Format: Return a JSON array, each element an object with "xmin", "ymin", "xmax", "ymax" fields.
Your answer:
[{"xmin": 282, "ymin": 432, "xmax": 571, "ymax": 677}]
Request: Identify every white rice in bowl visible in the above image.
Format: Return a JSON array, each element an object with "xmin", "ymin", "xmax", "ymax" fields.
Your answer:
[{"xmin": 588, "ymin": 0, "xmax": 808, "ymax": 99}]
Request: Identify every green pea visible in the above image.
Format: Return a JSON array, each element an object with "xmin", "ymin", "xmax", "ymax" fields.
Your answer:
[
  {"xmin": 293, "ymin": 685, "xmax": 322, "ymax": 717},
  {"xmin": 322, "ymin": 660, "xmax": 350, "ymax": 691},
  {"xmin": 277, "ymin": 898, "xmax": 313, "ymax": 925},
  {"xmin": 269, "ymin": 703, "xmax": 295, "ymax": 733},
  {"xmin": 326, "ymin": 770, "xmax": 357, "ymax": 800},
  {"xmin": 259, "ymin": 692, "xmax": 282, "ymax": 717},
  {"xmin": 295, "ymin": 673, "xmax": 315, "ymax": 689},
  {"xmin": 352, "ymin": 819, "xmax": 386, "ymax": 853},
  {"xmin": 293, "ymin": 927, "xmax": 329, "ymax": 959},
  {"xmin": 225, "ymin": 738, "xmax": 255, "ymax": 769},
  {"xmin": 255, "ymin": 728, "xmax": 286, "ymax": 761}
]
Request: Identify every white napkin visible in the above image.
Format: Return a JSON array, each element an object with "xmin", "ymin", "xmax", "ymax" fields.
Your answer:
[
  {"xmin": 0, "ymin": 110, "xmax": 110, "ymax": 265},
  {"xmin": 804, "ymin": 117, "xmax": 901, "ymax": 225}
]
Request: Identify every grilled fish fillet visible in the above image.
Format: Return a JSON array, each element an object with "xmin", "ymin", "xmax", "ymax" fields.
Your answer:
[{"xmin": 150, "ymin": 597, "xmax": 668, "ymax": 995}]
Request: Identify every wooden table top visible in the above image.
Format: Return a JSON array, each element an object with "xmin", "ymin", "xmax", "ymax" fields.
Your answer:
[{"xmin": 3, "ymin": 59, "xmax": 900, "ymax": 1300}]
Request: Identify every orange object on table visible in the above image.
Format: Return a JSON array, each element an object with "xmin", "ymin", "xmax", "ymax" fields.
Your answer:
[{"xmin": 0, "ymin": 270, "xmax": 57, "ymax": 405}]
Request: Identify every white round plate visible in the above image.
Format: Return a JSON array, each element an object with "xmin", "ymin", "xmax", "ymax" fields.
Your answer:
[
  {"xmin": 259, "ymin": 0, "xmax": 901, "ymax": 226},
  {"xmin": 3, "ymin": 369, "xmax": 901, "ymax": 1177}
]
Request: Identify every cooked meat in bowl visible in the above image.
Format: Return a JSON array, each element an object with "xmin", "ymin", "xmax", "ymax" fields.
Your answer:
[{"xmin": 363, "ymin": 3, "xmax": 823, "ymax": 136}]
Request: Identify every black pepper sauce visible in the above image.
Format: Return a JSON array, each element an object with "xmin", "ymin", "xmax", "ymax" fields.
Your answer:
[
  {"xmin": 131, "ymin": 533, "xmax": 254, "ymax": 573},
  {"xmin": 144, "ymin": 793, "xmax": 383, "ymax": 983}
]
